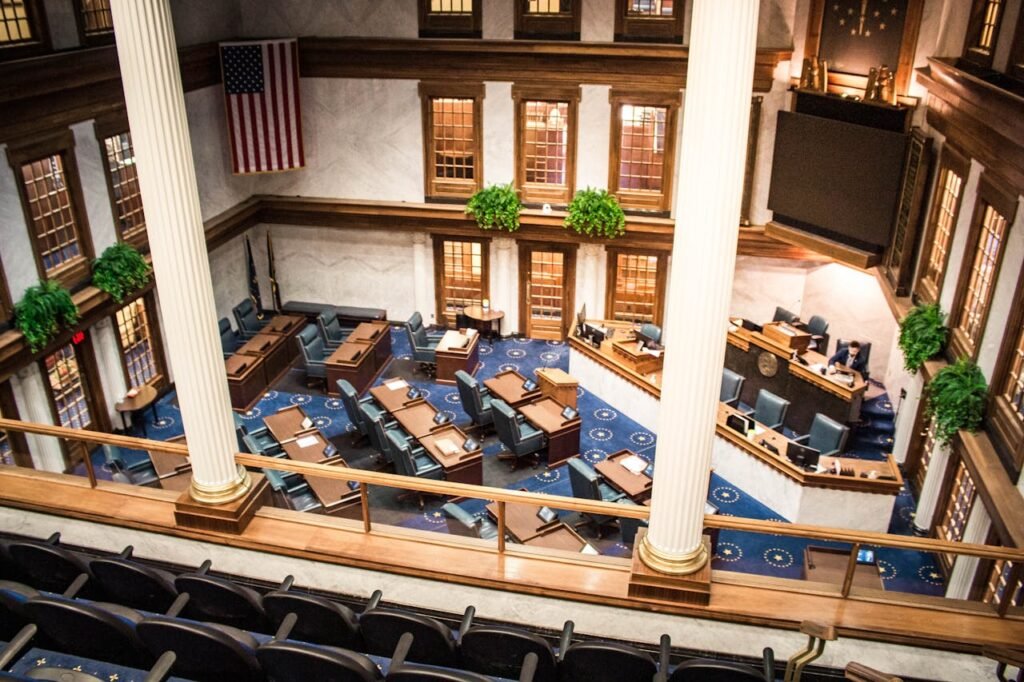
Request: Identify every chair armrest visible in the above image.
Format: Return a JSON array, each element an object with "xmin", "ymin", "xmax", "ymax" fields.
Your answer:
[
  {"xmin": 459, "ymin": 605, "xmax": 475, "ymax": 642},
  {"xmin": 0, "ymin": 624, "xmax": 37, "ymax": 670},
  {"xmin": 792, "ymin": 434, "xmax": 810, "ymax": 445},
  {"xmin": 819, "ymin": 448, "xmax": 840, "ymax": 458},
  {"xmin": 658, "ymin": 634, "xmax": 671, "ymax": 676},
  {"xmin": 364, "ymin": 589, "xmax": 383, "ymax": 611},
  {"xmin": 761, "ymin": 647, "xmax": 774, "ymax": 682},
  {"xmin": 723, "ymin": 396, "xmax": 740, "ymax": 407},
  {"xmin": 358, "ymin": 395, "xmax": 375, "ymax": 405},
  {"xmin": 557, "ymin": 620, "xmax": 574, "ymax": 662},
  {"xmin": 740, "ymin": 406, "xmax": 755, "ymax": 416}
]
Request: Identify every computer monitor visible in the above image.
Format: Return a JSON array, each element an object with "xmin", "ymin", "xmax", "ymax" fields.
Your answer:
[
  {"xmin": 726, "ymin": 413, "xmax": 751, "ymax": 435},
  {"xmin": 584, "ymin": 323, "xmax": 606, "ymax": 347},
  {"xmin": 786, "ymin": 442, "xmax": 821, "ymax": 469}
]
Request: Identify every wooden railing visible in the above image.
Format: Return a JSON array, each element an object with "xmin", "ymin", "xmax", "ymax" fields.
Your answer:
[{"xmin": 2, "ymin": 417, "xmax": 1023, "ymax": 620}]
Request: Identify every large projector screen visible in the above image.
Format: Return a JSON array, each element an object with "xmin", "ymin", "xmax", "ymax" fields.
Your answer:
[{"xmin": 768, "ymin": 111, "xmax": 908, "ymax": 253}]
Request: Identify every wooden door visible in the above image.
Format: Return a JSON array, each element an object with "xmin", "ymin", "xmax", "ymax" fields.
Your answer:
[
  {"xmin": 519, "ymin": 244, "xmax": 575, "ymax": 340},
  {"xmin": 41, "ymin": 338, "xmax": 109, "ymax": 471}
]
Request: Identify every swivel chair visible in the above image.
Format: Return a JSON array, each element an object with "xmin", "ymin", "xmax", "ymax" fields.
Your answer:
[
  {"xmin": 639, "ymin": 323, "xmax": 662, "ymax": 345},
  {"xmin": 560, "ymin": 634, "xmax": 670, "ymax": 682},
  {"xmin": 616, "ymin": 498, "xmax": 647, "ymax": 546},
  {"xmin": 805, "ymin": 315, "xmax": 829, "ymax": 352},
  {"xmin": 772, "ymin": 306, "xmax": 800, "ymax": 324},
  {"xmin": 387, "ymin": 430, "xmax": 444, "ymax": 509},
  {"xmin": 296, "ymin": 324, "xmax": 330, "ymax": 388},
  {"xmin": 218, "ymin": 317, "xmax": 239, "ymax": 357},
  {"xmin": 339, "ymin": 379, "xmax": 376, "ymax": 443},
  {"xmin": 405, "ymin": 315, "xmax": 440, "ymax": 376},
  {"xmin": 317, "ymin": 310, "xmax": 351, "ymax": 349},
  {"xmin": 793, "ymin": 413, "xmax": 849, "ymax": 457},
  {"xmin": 835, "ymin": 339, "xmax": 872, "ymax": 380},
  {"xmin": 103, "ymin": 444, "xmax": 158, "ymax": 484},
  {"xmin": 567, "ymin": 458, "xmax": 626, "ymax": 538},
  {"xmin": 491, "ymin": 400, "xmax": 546, "ymax": 470},
  {"xmin": 441, "ymin": 502, "xmax": 499, "ymax": 540},
  {"xmin": 455, "ymin": 370, "xmax": 494, "ymax": 430},
  {"xmin": 232, "ymin": 299, "xmax": 269, "ymax": 339},
  {"xmin": 719, "ymin": 369, "xmax": 744, "ymax": 407},
  {"xmin": 741, "ymin": 389, "xmax": 790, "ymax": 431},
  {"xmin": 361, "ymin": 403, "xmax": 409, "ymax": 467},
  {"xmin": 408, "ymin": 311, "xmax": 446, "ymax": 342}
]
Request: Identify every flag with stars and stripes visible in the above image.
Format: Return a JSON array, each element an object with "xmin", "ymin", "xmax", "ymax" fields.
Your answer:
[{"xmin": 220, "ymin": 39, "xmax": 305, "ymax": 175}]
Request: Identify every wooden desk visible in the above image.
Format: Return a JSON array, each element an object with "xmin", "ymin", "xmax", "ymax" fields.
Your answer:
[
  {"xmin": 418, "ymin": 425, "xmax": 483, "ymax": 485},
  {"xmin": 536, "ymin": 367, "xmax": 578, "ymax": 409},
  {"xmin": 326, "ymin": 340, "xmax": 375, "ymax": 395},
  {"xmin": 347, "ymin": 321, "xmax": 392, "ymax": 369},
  {"xmin": 464, "ymin": 304, "xmax": 504, "ymax": 344},
  {"xmin": 523, "ymin": 523, "xmax": 591, "ymax": 552},
  {"xmin": 595, "ymin": 450, "xmax": 653, "ymax": 502},
  {"xmin": 157, "ymin": 470, "xmax": 193, "ymax": 492},
  {"xmin": 435, "ymin": 330, "xmax": 481, "ymax": 385},
  {"xmin": 486, "ymin": 501, "xmax": 557, "ymax": 542},
  {"xmin": 238, "ymin": 332, "xmax": 292, "ymax": 386},
  {"xmin": 304, "ymin": 460, "xmax": 361, "ymax": 517},
  {"xmin": 762, "ymin": 321, "xmax": 812, "ymax": 353},
  {"xmin": 391, "ymin": 400, "xmax": 442, "ymax": 439},
  {"xmin": 370, "ymin": 379, "xmax": 420, "ymax": 413},
  {"xmin": 519, "ymin": 397, "xmax": 581, "ymax": 467},
  {"xmin": 484, "ymin": 369, "xmax": 541, "ymax": 409},
  {"xmin": 282, "ymin": 431, "xmax": 333, "ymax": 463},
  {"xmin": 114, "ymin": 384, "xmax": 158, "ymax": 437},
  {"xmin": 263, "ymin": 405, "xmax": 315, "ymax": 444},
  {"xmin": 803, "ymin": 546, "xmax": 883, "ymax": 590},
  {"xmin": 610, "ymin": 339, "xmax": 664, "ymax": 376},
  {"xmin": 225, "ymin": 353, "xmax": 267, "ymax": 412},
  {"xmin": 264, "ymin": 314, "xmax": 306, "ymax": 365}
]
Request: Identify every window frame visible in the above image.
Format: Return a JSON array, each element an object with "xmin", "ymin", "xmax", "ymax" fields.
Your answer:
[
  {"xmin": 514, "ymin": 0, "xmax": 581, "ymax": 41},
  {"xmin": 605, "ymin": 247, "xmax": 668, "ymax": 326},
  {"xmin": 432, "ymin": 236, "xmax": 491, "ymax": 328},
  {"xmin": 934, "ymin": 447, "xmax": 978, "ymax": 574},
  {"xmin": 71, "ymin": 0, "xmax": 114, "ymax": 47},
  {"xmin": 962, "ymin": 0, "xmax": 1006, "ymax": 70},
  {"xmin": 419, "ymin": 81, "xmax": 485, "ymax": 201},
  {"xmin": 6, "ymin": 129, "xmax": 96, "ymax": 290},
  {"xmin": 613, "ymin": 0, "xmax": 685, "ymax": 44},
  {"xmin": 39, "ymin": 335, "xmax": 109, "ymax": 471},
  {"xmin": 1007, "ymin": 1, "xmax": 1024, "ymax": 82},
  {"xmin": 418, "ymin": 0, "xmax": 482, "ymax": 38},
  {"xmin": 0, "ymin": 379, "xmax": 31, "ymax": 468},
  {"xmin": 987, "ymin": 258, "xmax": 1024, "ymax": 477},
  {"xmin": 95, "ymin": 113, "xmax": 148, "ymax": 251},
  {"xmin": 0, "ymin": 0, "xmax": 50, "ymax": 63},
  {"xmin": 913, "ymin": 143, "xmax": 969, "ymax": 305},
  {"xmin": 112, "ymin": 291, "xmax": 168, "ymax": 393},
  {"xmin": 607, "ymin": 88, "xmax": 681, "ymax": 213},
  {"xmin": 947, "ymin": 173, "xmax": 1017, "ymax": 361},
  {"xmin": 512, "ymin": 83, "xmax": 580, "ymax": 206}
]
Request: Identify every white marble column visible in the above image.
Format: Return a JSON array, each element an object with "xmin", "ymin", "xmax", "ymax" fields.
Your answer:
[
  {"xmin": 12, "ymin": 367, "xmax": 63, "ymax": 472},
  {"xmin": 109, "ymin": 0, "xmax": 249, "ymax": 503},
  {"xmin": 913, "ymin": 441, "xmax": 951, "ymax": 535},
  {"xmin": 945, "ymin": 504, "xmax": 992, "ymax": 600},
  {"xmin": 639, "ymin": 0, "xmax": 759, "ymax": 575}
]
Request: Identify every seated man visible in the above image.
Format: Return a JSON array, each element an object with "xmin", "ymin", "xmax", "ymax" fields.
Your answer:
[{"xmin": 828, "ymin": 340, "xmax": 867, "ymax": 375}]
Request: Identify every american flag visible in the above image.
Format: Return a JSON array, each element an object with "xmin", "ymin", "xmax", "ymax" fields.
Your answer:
[{"xmin": 220, "ymin": 39, "xmax": 305, "ymax": 175}]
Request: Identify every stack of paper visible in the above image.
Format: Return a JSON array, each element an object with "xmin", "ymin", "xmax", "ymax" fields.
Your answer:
[
  {"xmin": 385, "ymin": 378, "xmax": 409, "ymax": 390},
  {"xmin": 436, "ymin": 438, "xmax": 460, "ymax": 456},
  {"xmin": 296, "ymin": 435, "xmax": 320, "ymax": 448},
  {"xmin": 620, "ymin": 455, "xmax": 648, "ymax": 474}
]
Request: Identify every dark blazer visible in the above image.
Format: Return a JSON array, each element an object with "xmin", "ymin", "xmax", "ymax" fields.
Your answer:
[{"xmin": 829, "ymin": 348, "xmax": 867, "ymax": 373}]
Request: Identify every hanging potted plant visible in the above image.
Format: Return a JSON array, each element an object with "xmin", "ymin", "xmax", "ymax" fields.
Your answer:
[
  {"xmin": 898, "ymin": 303, "xmax": 948, "ymax": 374},
  {"xmin": 14, "ymin": 280, "xmax": 79, "ymax": 353},
  {"xmin": 465, "ymin": 183, "xmax": 522, "ymax": 232},
  {"xmin": 92, "ymin": 242, "xmax": 152, "ymax": 304},
  {"xmin": 564, "ymin": 188, "xmax": 626, "ymax": 240},
  {"xmin": 925, "ymin": 357, "xmax": 988, "ymax": 445}
]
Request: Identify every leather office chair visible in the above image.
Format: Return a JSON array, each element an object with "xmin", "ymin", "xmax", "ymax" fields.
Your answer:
[
  {"xmin": 317, "ymin": 310, "xmax": 350, "ymax": 349},
  {"xmin": 218, "ymin": 317, "xmax": 239, "ymax": 357},
  {"xmin": 89, "ymin": 545, "xmax": 179, "ymax": 613},
  {"xmin": 174, "ymin": 561, "xmax": 273, "ymax": 633},
  {"xmin": 772, "ymin": 306, "xmax": 800, "ymax": 324},
  {"xmin": 387, "ymin": 430, "xmax": 444, "ymax": 509},
  {"xmin": 360, "ymin": 603, "xmax": 469, "ymax": 667},
  {"xmin": 405, "ymin": 316, "xmax": 440, "ymax": 375},
  {"xmin": 491, "ymin": 399, "xmax": 546, "ymax": 470},
  {"xmin": 560, "ymin": 635, "xmax": 669, "ymax": 682},
  {"xmin": 742, "ymin": 389, "xmax": 790, "ymax": 431},
  {"xmin": 361, "ymin": 403, "xmax": 408, "ymax": 466},
  {"xmin": 262, "ymin": 577, "xmax": 373, "ymax": 649},
  {"xmin": 339, "ymin": 379, "xmax": 376, "ymax": 442},
  {"xmin": 458, "ymin": 613, "xmax": 571, "ymax": 682},
  {"xmin": 567, "ymin": 458, "xmax": 626, "ymax": 538},
  {"xmin": 640, "ymin": 322, "xmax": 662, "ymax": 345},
  {"xmin": 237, "ymin": 423, "xmax": 279, "ymax": 455},
  {"xmin": 441, "ymin": 502, "xmax": 499, "ymax": 540},
  {"xmin": 835, "ymin": 339, "xmax": 871, "ymax": 380},
  {"xmin": 719, "ymin": 368, "xmax": 744, "ymax": 407},
  {"xmin": 103, "ymin": 444, "xmax": 158, "ymax": 484},
  {"xmin": 408, "ymin": 311, "xmax": 446, "ymax": 342},
  {"xmin": 232, "ymin": 299, "xmax": 269, "ymax": 339},
  {"xmin": 805, "ymin": 314, "xmax": 829, "ymax": 352},
  {"xmin": 793, "ymin": 413, "xmax": 850, "ymax": 457},
  {"xmin": 137, "ymin": 614, "xmax": 264, "ymax": 682},
  {"xmin": 296, "ymin": 324, "xmax": 330, "ymax": 388},
  {"xmin": 455, "ymin": 370, "xmax": 494, "ymax": 429}
]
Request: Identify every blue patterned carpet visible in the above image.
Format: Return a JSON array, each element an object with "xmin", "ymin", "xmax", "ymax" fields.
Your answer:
[{"xmin": 86, "ymin": 326, "xmax": 943, "ymax": 597}]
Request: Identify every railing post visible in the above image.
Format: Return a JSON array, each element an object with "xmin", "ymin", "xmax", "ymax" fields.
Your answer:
[
  {"xmin": 360, "ymin": 483, "xmax": 371, "ymax": 533},
  {"xmin": 497, "ymin": 501, "xmax": 506, "ymax": 554},
  {"xmin": 841, "ymin": 543, "xmax": 861, "ymax": 597},
  {"xmin": 82, "ymin": 441, "xmax": 97, "ymax": 489}
]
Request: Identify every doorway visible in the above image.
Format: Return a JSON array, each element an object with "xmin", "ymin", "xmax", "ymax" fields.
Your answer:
[
  {"xmin": 519, "ymin": 244, "xmax": 576, "ymax": 340},
  {"xmin": 41, "ymin": 338, "xmax": 109, "ymax": 471}
]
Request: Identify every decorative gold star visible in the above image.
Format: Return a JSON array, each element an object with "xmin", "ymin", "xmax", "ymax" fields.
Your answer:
[
  {"xmin": 35, "ymin": 659, "xmax": 46, "ymax": 666},
  {"xmin": 879, "ymin": 566, "xmax": 887, "ymax": 573},
  {"xmin": 432, "ymin": 511, "xmax": 441, "ymax": 518},
  {"xmin": 773, "ymin": 554, "xmax": 783, "ymax": 561},
  {"xmin": 109, "ymin": 675, "xmax": 119, "ymax": 682},
  {"xmin": 73, "ymin": 666, "xmax": 83, "ymax": 672},
  {"xmin": 723, "ymin": 548, "xmax": 733, "ymax": 555},
  {"xmin": 930, "ymin": 572, "xmax": 941, "ymax": 580}
]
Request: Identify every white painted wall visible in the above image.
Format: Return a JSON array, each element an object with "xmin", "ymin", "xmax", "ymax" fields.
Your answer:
[
  {"xmin": 576, "ymin": 85, "xmax": 612, "ymax": 193},
  {"xmin": 238, "ymin": 0, "xmax": 417, "ymax": 39},
  {"xmin": 0, "ymin": 147, "xmax": 40, "ymax": 298},
  {"xmin": 730, "ymin": 256, "xmax": 810, "ymax": 323},
  {"xmin": 483, "ymin": 82, "xmax": 515, "ymax": 187}
]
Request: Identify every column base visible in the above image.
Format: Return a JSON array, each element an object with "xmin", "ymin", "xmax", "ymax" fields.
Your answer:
[
  {"xmin": 175, "ymin": 471, "xmax": 269, "ymax": 534},
  {"xmin": 628, "ymin": 530, "xmax": 712, "ymax": 606},
  {"xmin": 912, "ymin": 523, "xmax": 930, "ymax": 537}
]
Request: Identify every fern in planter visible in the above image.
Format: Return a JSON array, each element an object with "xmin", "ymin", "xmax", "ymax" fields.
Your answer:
[
  {"xmin": 926, "ymin": 357, "xmax": 988, "ymax": 445},
  {"xmin": 465, "ymin": 184, "xmax": 522, "ymax": 232},
  {"xmin": 564, "ymin": 188, "xmax": 626, "ymax": 239},
  {"xmin": 92, "ymin": 243, "xmax": 151, "ymax": 304},
  {"xmin": 898, "ymin": 303, "xmax": 948, "ymax": 374},
  {"xmin": 15, "ymin": 280, "xmax": 79, "ymax": 353}
]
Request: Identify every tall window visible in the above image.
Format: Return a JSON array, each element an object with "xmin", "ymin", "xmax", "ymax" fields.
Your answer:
[
  {"xmin": 609, "ymin": 90, "xmax": 680, "ymax": 212},
  {"xmin": 74, "ymin": 0, "xmax": 113, "ymax": 44},
  {"xmin": 1009, "ymin": 5, "xmax": 1024, "ymax": 82},
  {"xmin": 989, "ymin": 263, "xmax": 1024, "ymax": 474},
  {"xmin": 102, "ymin": 131, "xmax": 147, "ymax": 247},
  {"xmin": 419, "ymin": 82, "xmax": 483, "ymax": 200},
  {"xmin": 614, "ymin": 0, "xmax": 684, "ymax": 43},
  {"xmin": 915, "ymin": 146, "xmax": 967, "ymax": 304},
  {"xmin": 963, "ymin": 0, "xmax": 1005, "ymax": 68},
  {"xmin": 435, "ymin": 238, "xmax": 489, "ymax": 327},
  {"xmin": 513, "ymin": 85, "xmax": 579, "ymax": 205},
  {"xmin": 912, "ymin": 415, "xmax": 939, "ymax": 495},
  {"xmin": 606, "ymin": 249, "xmax": 666, "ymax": 325},
  {"xmin": 936, "ymin": 455, "xmax": 977, "ymax": 571},
  {"xmin": 44, "ymin": 344, "xmax": 94, "ymax": 430},
  {"xmin": 981, "ymin": 558, "xmax": 1023, "ymax": 612},
  {"xmin": 115, "ymin": 296, "xmax": 164, "ymax": 389},
  {"xmin": 949, "ymin": 176, "xmax": 1016, "ymax": 360},
  {"xmin": 8, "ymin": 132, "xmax": 94, "ymax": 288},
  {"xmin": 515, "ymin": 0, "xmax": 580, "ymax": 40},
  {"xmin": 418, "ymin": 0, "xmax": 481, "ymax": 37},
  {"xmin": 0, "ymin": 0, "xmax": 47, "ymax": 60}
]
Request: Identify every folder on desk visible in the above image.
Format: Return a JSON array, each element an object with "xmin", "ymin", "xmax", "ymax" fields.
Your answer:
[{"xmin": 620, "ymin": 455, "xmax": 648, "ymax": 474}]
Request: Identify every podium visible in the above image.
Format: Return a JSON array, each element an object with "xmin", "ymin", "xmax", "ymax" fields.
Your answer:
[{"xmin": 536, "ymin": 368, "xmax": 578, "ymax": 409}]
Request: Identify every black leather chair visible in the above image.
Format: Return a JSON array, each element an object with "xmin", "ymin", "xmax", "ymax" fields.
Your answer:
[
  {"xmin": 23, "ymin": 595, "xmax": 153, "ymax": 668},
  {"xmin": 387, "ymin": 430, "xmax": 444, "ymax": 509},
  {"xmin": 455, "ymin": 370, "xmax": 494, "ymax": 430},
  {"xmin": 362, "ymin": 403, "xmax": 410, "ymax": 467},
  {"xmin": 340, "ymin": 379, "xmax": 376, "ymax": 442},
  {"xmin": 174, "ymin": 560, "xmax": 273, "ymax": 633},
  {"xmin": 567, "ymin": 458, "xmax": 626, "ymax": 538},
  {"xmin": 405, "ymin": 316, "xmax": 440, "ymax": 375},
  {"xmin": 720, "ymin": 369, "xmax": 744, "ymax": 407},
  {"xmin": 805, "ymin": 315, "xmax": 829, "ymax": 352},
  {"xmin": 441, "ymin": 502, "xmax": 499, "ymax": 540},
  {"xmin": 492, "ymin": 399, "xmax": 546, "ymax": 470},
  {"xmin": 137, "ymin": 614, "xmax": 264, "ymax": 682},
  {"xmin": 741, "ymin": 389, "xmax": 790, "ymax": 431},
  {"xmin": 257, "ymin": 611, "xmax": 384, "ymax": 681},
  {"xmin": 218, "ymin": 317, "xmax": 238, "ymax": 357},
  {"xmin": 793, "ymin": 413, "xmax": 850, "ymax": 457},
  {"xmin": 387, "ymin": 632, "xmax": 538, "ymax": 682},
  {"xmin": 772, "ymin": 306, "xmax": 800, "ymax": 324},
  {"xmin": 835, "ymin": 339, "xmax": 872, "ymax": 380},
  {"xmin": 0, "ymin": 580, "xmax": 38, "ymax": 640},
  {"xmin": 262, "ymin": 577, "xmax": 375, "ymax": 649},
  {"xmin": 317, "ymin": 310, "xmax": 351, "ymax": 349},
  {"xmin": 661, "ymin": 652, "xmax": 774, "ymax": 681},
  {"xmin": 360, "ymin": 602, "xmax": 470, "ymax": 667},
  {"xmin": 408, "ymin": 312, "xmax": 445, "ymax": 342},
  {"xmin": 232, "ymin": 299, "xmax": 269, "ymax": 339},
  {"xmin": 89, "ymin": 545, "xmax": 178, "ymax": 613},
  {"xmin": 296, "ymin": 324, "xmax": 331, "ymax": 387},
  {"xmin": 6, "ymin": 533, "xmax": 95, "ymax": 597},
  {"xmin": 561, "ymin": 635, "xmax": 669, "ymax": 682},
  {"xmin": 458, "ymin": 613, "xmax": 571, "ymax": 682}
]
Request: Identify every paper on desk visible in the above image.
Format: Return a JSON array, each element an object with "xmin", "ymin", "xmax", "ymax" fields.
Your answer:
[
  {"xmin": 436, "ymin": 438, "xmax": 460, "ymax": 456},
  {"xmin": 465, "ymin": 328, "xmax": 478, "ymax": 338},
  {"xmin": 296, "ymin": 435, "xmax": 320, "ymax": 448},
  {"xmin": 620, "ymin": 455, "xmax": 648, "ymax": 474},
  {"xmin": 580, "ymin": 544, "xmax": 599, "ymax": 555},
  {"xmin": 385, "ymin": 378, "xmax": 409, "ymax": 390},
  {"xmin": 754, "ymin": 426, "xmax": 766, "ymax": 436},
  {"xmin": 641, "ymin": 348, "xmax": 662, "ymax": 358},
  {"xmin": 810, "ymin": 363, "xmax": 826, "ymax": 373}
]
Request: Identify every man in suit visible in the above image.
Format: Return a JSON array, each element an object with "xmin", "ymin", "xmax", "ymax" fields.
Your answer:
[{"xmin": 828, "ymin": 340, "xmax": 867, "ymax": 375}]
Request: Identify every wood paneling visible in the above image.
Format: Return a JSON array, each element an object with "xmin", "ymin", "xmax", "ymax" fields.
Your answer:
[{"xmin": 958, "ymin": 429, "xmax": 1024, "ymax": 549}]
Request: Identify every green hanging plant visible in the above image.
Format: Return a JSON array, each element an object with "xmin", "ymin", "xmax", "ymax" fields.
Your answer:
[
  {"xmin": 92, "ymin": 242, "xmax": 151, "ymax": 304},
  {"xmin": 926, "ymin": 357, "xmax": 988, "ymax": 445},
  {"xmin": 898, "ymin": 303, "xmax": 948, "ymax": 374},
  {"xmin": 465, "ymin": 183, "xmax": 522, "ymax": 232},
  {"xmin": 564, "ymin": 188, "xmax": 626, "ymax": 239},
  {"xmin": 14, "ymin": 280, "xmax": 79, "ymax": 353}
]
